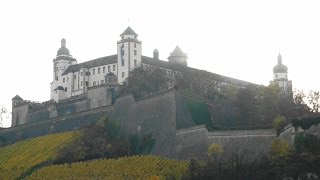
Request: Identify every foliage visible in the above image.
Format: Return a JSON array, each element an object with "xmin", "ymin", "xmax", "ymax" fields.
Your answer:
[
  {"xmin": 207, "ymin": 144, "xmax": 223, "ymax": 160},
  {"xmin": 291, "ymin": 116, "xmax": 320, "ymax": 130},
  {"xmin": 130, "ymin": 132, "xmax": 156, "ymax": 155},
  {"xmin": 273, "ymin": 115, "xmax": 287, "ymax": 136},
  {"xmin": 182, "ymin": 154, "xmax": 320, "ymax": 180},
  {"xmin": 54, "ymin": 119, "xmax": 128, "ymax": 164},
  {"xmin": 294, "ymin": 133, "xmax": 320, "ymax": 155},
  {"xmin": 186, "ymin": 98, "xmax": 212, "ymax": 128},
  {"xmin": 119, "ymin": 67, "xmax": 168, "ymax": 99},
  {"xmin": 28, "ymin": 156, "xmax": 188, "ymax": 180},
  {"xmin": 269, "ymin": 138, "xmax": 292, "ymax": 161},
  {"xmin": 0, "ymin": 131, "xmax": 76, "ymax": 180},
  {"xmin": 308, "ymin": 90, "xmax": 320, "ymax": 113},
  {"xmin": 0, "ymin": 105, "xmax": 8, "ymax": 127}
]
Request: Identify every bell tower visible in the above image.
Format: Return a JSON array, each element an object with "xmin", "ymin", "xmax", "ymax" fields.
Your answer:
[
  {"xmin": 117, "ymin": 27, "xmax": 142, "ymax": 84},
  {"xmin": 271, "ymin": 53, "xmax": 292, "ymax": 94},
  {"xmin": 50, "ymin": 38, "xmax": 77, "ymax": 101}
]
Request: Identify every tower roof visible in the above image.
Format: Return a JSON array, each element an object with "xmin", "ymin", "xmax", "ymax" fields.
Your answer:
[
  {"xmin": 169, "ymin": 46, "xmax": 187, "ymax": 57},
  {"xmin": 12, "ymin": 95, "xmax": 23, "ymax": 101},
  {"xmin": 120, "ymin": 26, "xmax": 138, "ymax": 36},
  {"xmin": 57, "ymin": 38, "xmax": 70, "ymax": 56},
  {"xmin": 273, "ymin": 53, "xmax": 288, "ymax": 73}
]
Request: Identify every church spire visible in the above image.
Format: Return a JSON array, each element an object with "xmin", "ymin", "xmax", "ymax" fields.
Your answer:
[{"xmin": 278, "ymin": 52, "xmax": 282, "ymax": 64}]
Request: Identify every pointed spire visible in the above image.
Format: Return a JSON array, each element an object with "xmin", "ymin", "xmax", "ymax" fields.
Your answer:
[
  {"xmin": 61, "ymin": 38, "xmax": 66, "ymax": 48},
  {"xmin": 278, "ymin": 52, "xmax": 282, "ymax": 64}
]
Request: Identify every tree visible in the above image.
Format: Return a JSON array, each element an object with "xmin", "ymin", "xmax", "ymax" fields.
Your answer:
[
  {"xmin": 0, "ymin": 105, "xmax": 8, "ymax": 127},
  {"xmin": 119, "ymin": 67, "xmax": 168, "ymax": 99},
  {"xmin": 208, "ymin": 144, "xmax": 223, "ymax": 161},
  {"xmin": 269, "ymin": 138, "xmax": 292, "ymax": 161},
  {"xmin": 308, "ymin": 90, "xmax": 320, "ymax": 113},
  {"xmin": 273, "ymin": 115, "xmax": 286, "ymax": 136}
]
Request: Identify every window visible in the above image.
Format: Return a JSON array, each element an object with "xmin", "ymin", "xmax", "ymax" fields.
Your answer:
[
  {"xmin": 108, "ymin": 66, "xmax": 110, "ymax": 72},
  {"xmin": 64, "ymin": 87, "xmax": 67, "ymax": 92},
  {"xmin": 103, "ymin": 67, "xmax": 105, "ymax": 73},
  {"xmin": 121, "ymin": 44, "xmax": 124, "ymax": 48},
  {"xmin": 98, "ymin": 68, "xmax": 100, "ymax": 74},
  {"xmin": 81, "ymin": 81, "xmax": 83, "ymax": 86},
  {"xmin": 122, "ymin": 72, "xmax": 125, "ymax": 78},
  {"xmin": 73, "ymin": 75, "xmax": 76, "ymax": 79},
  {"xmin": 93, "ymin": 81, "xmax": 96, "ymax": 86},
  {"xmin": 134, "ymin": 59, "xmax": 137, "ymax": 66},
  {"xmin": 122, "ymin": 57, "xmax": 124, "ymax": 66},
  {"xmin": 122, "ymin": 36, "xmax": 124, "ymax": 40},
  {"xmin": 80, "ymin": 72, "xmax": 83, "ymax": 76},
  {"xmin": 121, "ymin": 49, "xmax": 125, "ymax": 55},
  {"xmin": 55, "ymin": 76, "xmax": 58, "ymax": 81},
  {"xmin": 134, "ymin": 36, "xmax": 137, "ymax": 39},
  {"xmin": 113, "ymin": 65, "xmax": 116, "ymax": 71},
  {"xmin": 93, "ymin": 69, "xmax": 95, "ymax": 75},
  {"xmin": 134, "ymin": 43, "xmax": 136, "ymax": 48},
  {"xmin": 86, "ymin": 72, "xmax": 90, "ymax": 76},
  {"xmin": 134, "ymin": 50, "xmax": 137, "ymax": 56},
  {"xmin": 85, "ymin": 81, "xmax": 88, "ymax": 86},
  {"xmin": 101, "ymin": 80, "xmax": 104, "ymax": 84},
  {"xmin": 63, "ymin": 78, "xmax": 65, "ymax": 83}
]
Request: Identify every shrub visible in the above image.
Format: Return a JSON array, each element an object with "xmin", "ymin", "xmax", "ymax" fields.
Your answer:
[{"xmin": 269, "ymin": 138, "xmax": 292, "ymax": 161}]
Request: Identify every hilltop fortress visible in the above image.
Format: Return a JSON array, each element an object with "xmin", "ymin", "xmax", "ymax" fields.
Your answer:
[{"xmin": 4, "ymin": 27, "xmax": 296, "ymax": 161}]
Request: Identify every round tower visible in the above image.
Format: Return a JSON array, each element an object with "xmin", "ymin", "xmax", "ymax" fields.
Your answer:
[{"xmin": 168, "ymin": 46, "xmax": 188, "ymax": 66}]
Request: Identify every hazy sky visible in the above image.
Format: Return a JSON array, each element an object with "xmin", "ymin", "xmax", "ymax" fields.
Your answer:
[{"xmin": 1, "ymin": 0, "xmax": 320, "ymax": 127}]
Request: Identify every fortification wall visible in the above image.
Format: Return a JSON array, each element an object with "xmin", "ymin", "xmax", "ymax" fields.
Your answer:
[
  {"xmin": 1, "ymin": 106, "xmax": 112, "ymax": 144},
  {"xmin": 111, "ymin": 90, "xmax": 177, "ymax": 157},
  {"xmin": 175, "ymin": 126, "xmax": 277, "ymax": 162},
  {"xmin": 12, "ymin": 85, "xmax": 114, "ymax": 127}
]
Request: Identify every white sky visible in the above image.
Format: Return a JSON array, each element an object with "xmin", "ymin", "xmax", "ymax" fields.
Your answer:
[{"xmin": 1, "ymin": 0, "xmax": 320, "ymax": 127}]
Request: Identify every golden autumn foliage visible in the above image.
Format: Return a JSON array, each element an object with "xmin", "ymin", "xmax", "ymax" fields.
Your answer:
[
  {"xmin": 0, "ymin": 131, "xmax": 77, "ymax": 179},
  {"xmin": 208, "ymin": 143, "xmax": 223, "ymax": 159},
  {"xmin": 28, "ymin": 155, "xmax": 188, "ymax": 180},
  {"xmin": 269, "ymin": 138, "xmax": 292, "ymax": 161}
]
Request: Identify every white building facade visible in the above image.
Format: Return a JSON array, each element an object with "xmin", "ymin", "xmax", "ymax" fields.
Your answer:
[
  {"xmin": 50, "ymin": 26, "xmax": 268, "ymax": 102},
  {"xmin": 50, "ymin": 27, "xmax": 187, "ymax": 102}
]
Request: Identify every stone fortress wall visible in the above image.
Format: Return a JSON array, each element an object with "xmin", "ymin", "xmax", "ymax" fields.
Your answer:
[{"xmin": 3, "ymin": 89, "xmax": 317, "ymax": 162}]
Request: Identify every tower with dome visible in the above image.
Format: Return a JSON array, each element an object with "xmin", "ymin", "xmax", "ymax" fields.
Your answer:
[{"xmin": 270, "ymin": 53, "xmax": 292, "ymax": 94}]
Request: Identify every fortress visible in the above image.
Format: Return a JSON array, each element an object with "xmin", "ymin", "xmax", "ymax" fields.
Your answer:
[{"xmin": 3, "ymin": 27, "xmax": 296, "ymax": 161}]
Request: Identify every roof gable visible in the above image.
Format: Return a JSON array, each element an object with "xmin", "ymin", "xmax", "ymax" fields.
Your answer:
[{"xmin": 120, "ymin": 26, "xmax": 138, "ymax": 36}]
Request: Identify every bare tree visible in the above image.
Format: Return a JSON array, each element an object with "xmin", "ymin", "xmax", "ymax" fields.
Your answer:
[{"xmin": 0, "ymin": 105, "xmax": 8, "ymax": 127}]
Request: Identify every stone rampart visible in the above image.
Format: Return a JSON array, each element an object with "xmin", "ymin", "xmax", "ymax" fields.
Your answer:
[{"xmin": 175, "ymin": 126, "xmax": 277, "ymax": 162}]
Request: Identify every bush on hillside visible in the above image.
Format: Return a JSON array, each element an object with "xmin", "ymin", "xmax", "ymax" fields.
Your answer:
[{"xmin": 54, "ymin": 118, "xmax": 129, "ymax": 164}]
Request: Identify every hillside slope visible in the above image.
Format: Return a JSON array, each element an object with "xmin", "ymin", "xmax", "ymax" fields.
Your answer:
[
  {"xmin": 28, "ymin": 155, "xmax": 188, "ymax": 180},
  {"xmin": 0, "ymin": 131, "xmax": 77, "ymax": 179}
]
